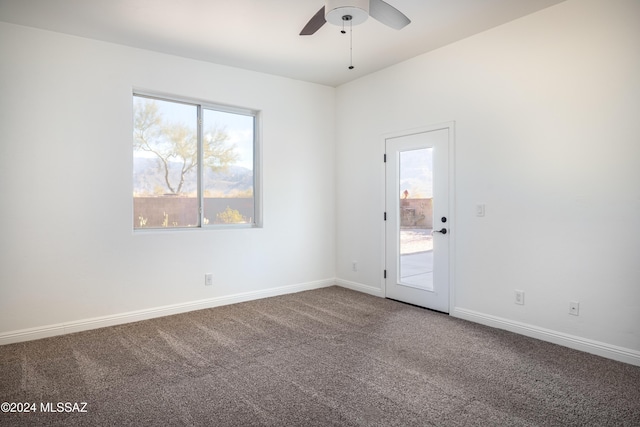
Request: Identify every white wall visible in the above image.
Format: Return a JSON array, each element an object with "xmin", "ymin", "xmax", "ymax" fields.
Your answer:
[
  {"xmin": 335, "ymin": 0, "xmax": 640, "ymax": 361},
  {"xmin": 0, "ymin": 22, "xmax": 335, "ymax": 337}
]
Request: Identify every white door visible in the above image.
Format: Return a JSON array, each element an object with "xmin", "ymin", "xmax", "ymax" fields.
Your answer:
[{"xmin": 385, "ymin": 125, "xmax": 452, "ymax": 312}]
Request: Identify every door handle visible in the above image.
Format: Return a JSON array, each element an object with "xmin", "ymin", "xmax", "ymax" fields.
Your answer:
[{"xmin": 433, "ymin": 228, "xmax": 447, "ymax": 235}]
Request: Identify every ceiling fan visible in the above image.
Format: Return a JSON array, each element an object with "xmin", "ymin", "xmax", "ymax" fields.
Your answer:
[{"xmin": 300, "ymin": 0, "xmax": 411, "ymax": 36}]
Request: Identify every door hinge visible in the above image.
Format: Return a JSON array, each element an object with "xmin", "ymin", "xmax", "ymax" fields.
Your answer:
[
  {"xmin": 384, "ymin": 212, "xmax": 387, "ymax": 221},
  {"xmin": 384, "ymin": 270, "xmax": 387, "ymax": 279},
  {"xmin": 383, "ymin": 153, "xmax": 387, "ymax": 163}
]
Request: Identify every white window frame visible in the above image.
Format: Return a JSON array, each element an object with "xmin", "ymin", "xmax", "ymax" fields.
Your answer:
[{"xmin": 133, "ymin": 90, "xmax": 262, "ymax": 230}]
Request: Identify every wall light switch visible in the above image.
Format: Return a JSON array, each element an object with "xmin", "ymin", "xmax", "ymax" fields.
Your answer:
[{"xmin": 476, "ymin": 204, "xmax": 485, "ymax": 217}]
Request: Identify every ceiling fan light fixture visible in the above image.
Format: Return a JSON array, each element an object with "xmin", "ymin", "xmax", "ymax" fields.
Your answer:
[{"xmin": 325, "ymin": 0, "xmax": 369, "ymax": 26}]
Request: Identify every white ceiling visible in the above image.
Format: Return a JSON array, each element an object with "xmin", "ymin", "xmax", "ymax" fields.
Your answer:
[{"xmin": 0, "ymin": 0, "xmax": 566, "ymax": 87}]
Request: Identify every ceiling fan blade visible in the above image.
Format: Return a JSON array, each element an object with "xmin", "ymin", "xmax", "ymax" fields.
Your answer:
[
  {"xmin": 369, "ymin": 0, "xmax": 411, "ymax": 30},
  {"xmin": 300, "ymin": 6, "xmax": 326, "ymax": 35}
]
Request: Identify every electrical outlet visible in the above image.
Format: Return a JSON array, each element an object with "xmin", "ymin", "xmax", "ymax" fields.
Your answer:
[
  {"xmin": 514, "ymin": 290, "xmax": 525, "ymax": 305},
  {"xmin": 205, "ymin": 273, "xmax": 213, "ymax": 286},
  {"xmin": 569, "ymin": 301, "xmax": 579, "ymax": 316},
  {"xmin": 476, "ymin": 204, "xmax": 486, "ymax": 217},
  {"xmin": 352, "ymin": 261, "xmax": 358, "ymax": 272}
]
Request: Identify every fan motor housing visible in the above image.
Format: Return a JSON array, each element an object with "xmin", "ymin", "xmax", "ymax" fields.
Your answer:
[{"xmin": 325, "ymin": 0, "xmax": 370, "ymax": 26}]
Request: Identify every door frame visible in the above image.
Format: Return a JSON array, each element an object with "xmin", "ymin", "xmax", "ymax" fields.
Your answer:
[{"xmin": 381, "ymin": 121, "xmax": 456, "ymax": 312}]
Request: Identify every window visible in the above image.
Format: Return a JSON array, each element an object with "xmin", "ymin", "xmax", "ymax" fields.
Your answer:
[{"xmin": 133, "ymin": 93, "xmax": 260, "ymax": 230}]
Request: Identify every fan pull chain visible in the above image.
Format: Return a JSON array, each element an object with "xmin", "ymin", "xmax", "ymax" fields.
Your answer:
[
  {"xmin": 349, "ymin": 18, "xmax": 354, "ymax": 70},
  {"xmin": 341, "ymin": 15, "xmax": 355, "ymax": 70}
]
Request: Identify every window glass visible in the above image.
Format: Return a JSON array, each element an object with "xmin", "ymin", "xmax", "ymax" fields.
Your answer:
[
  {"xmin": 133, "ymin": 94, "xmax": 259, "ymax": 230},
  {"xmin": 202, "ymin": 109, "xmax": 255, "ymax": 225}
]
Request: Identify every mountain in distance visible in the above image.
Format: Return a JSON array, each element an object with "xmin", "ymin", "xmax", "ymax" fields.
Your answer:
[{"xmin": 133, "ymin": 157, "xmax": 252, "ymax": 196}]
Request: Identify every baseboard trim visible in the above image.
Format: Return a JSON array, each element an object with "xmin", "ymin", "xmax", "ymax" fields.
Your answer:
[
  {"xmin": 452, "ymin": 307, "xmax": 640, "ymax": 367},
  {"xmin": 335, "ymin": 279, "xmax": 384, "ymax": 297},
  {"xmin": 0, "ymin": 279, "xmax": 335, "ymax": 346}
]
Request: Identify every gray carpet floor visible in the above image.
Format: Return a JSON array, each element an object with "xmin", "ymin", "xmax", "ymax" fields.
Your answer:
[{"xmin": 1, "ymin": 286, "xmax": 639, "ymax": 426}]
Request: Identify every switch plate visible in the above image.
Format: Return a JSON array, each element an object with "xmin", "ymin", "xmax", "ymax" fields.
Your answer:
[
  {"xmin": 205, "ymin": 273, "xmax": 213, "ymax": 286},
  {"xmin": 476, "ymin": 204, "xmax": 485, "ymax": 217}
]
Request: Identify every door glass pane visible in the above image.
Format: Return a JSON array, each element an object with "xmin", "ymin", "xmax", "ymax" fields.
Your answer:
[
  {"xmin": 399, "ymin": 148, "xmax": 433, "ymax": 290},
  {"xmin": 202, "ymin": 109, "xmax": 254, "ymax": 225},
  {"xmin": 133, "ymin": 96, "xmax": 198, "ymax": 228}
]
